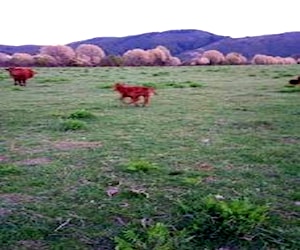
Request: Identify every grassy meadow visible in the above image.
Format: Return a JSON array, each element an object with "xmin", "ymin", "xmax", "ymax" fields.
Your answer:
[{"xmin": 0, "ymin": 65, "xmax": 299, "ymax": 249}]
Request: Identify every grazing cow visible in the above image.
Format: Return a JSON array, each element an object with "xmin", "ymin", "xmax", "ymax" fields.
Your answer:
[
  {"xmin": 5, "ymin": 67, "xmax": 36, "ymax": 86},
  {"xmin": 289, "ymin": 76, "xmax": 300, "ymax": 86},
  {"xmin": 113, "ymin": 82, "xmax": 157, "ymax": 106}
]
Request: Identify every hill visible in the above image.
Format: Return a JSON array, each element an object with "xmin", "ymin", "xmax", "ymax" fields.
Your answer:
[
  {"xmin": 199, "ymin": 32, "xmax": 300, "ymax": 58},
  {"xmin": 67, "ymin": 29, "xmax": 227, "ymax": 56},
  {"xmin": 1, "ymin": 30, "xmax": 300, "ymax": 60}
]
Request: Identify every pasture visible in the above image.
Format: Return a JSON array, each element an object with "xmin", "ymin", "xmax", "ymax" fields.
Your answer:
[{"xmin": 0, "ymin": 65, "xmax": 299, "ymax": 249}]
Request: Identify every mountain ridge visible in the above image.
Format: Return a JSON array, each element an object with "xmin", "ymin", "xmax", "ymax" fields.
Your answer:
[{"xmin": 1, "ymin": 29, "xmax": 300, "ymax": 60}]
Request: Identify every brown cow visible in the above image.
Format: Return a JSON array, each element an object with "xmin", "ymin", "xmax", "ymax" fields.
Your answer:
[{"xmin": 5, "ymin": 67, "xmax": 36, "ymax": 86}]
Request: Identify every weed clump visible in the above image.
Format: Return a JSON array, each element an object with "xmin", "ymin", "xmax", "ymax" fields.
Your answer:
[
  {"xmin": 58, "ymin": 119, "xmax": 87, "ymax": 131},
  {"xmin": 0, "ymin": 164, "xmax": 22, "ymax": 176},
  {"xmin": 176, "ymin": 195, "xmax": 269, "ymax": 248},
  {"xmin": 68, "ymin": 109, "xmax": 95, "ymax": 119},
  {"xmin": 124, "ymin": 160, "xmax": 160, "ymax": 173},
  {"xmin": 114, "ymin": 195, "xmax": 272, "ymax": 249}
]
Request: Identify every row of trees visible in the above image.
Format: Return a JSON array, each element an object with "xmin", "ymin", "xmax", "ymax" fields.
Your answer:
[{"xmin": 0, "ymin": 44, "xmax": 299, "ymax": 67}]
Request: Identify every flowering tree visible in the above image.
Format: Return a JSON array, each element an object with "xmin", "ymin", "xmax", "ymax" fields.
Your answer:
[
  {"xmin": 190, "ymin": 57, "xmax": 210, "ymax": 66},
  {"xmin": 9, "ymin": 53, "xmax": 34, "ymax": 66},
  {"xmin": 33, "ymin": 54, "xmax": 57, "ymax": 67},
  {"xmin": 202, "ymin": 50, "xmax": 225, "ymax": 65},
  {"xmin": 225, "ymin": 52, "xmax": 247, "ymax": 65},
  {"xmin": 123, "ymin": 46, "xmax": 181, "ymax": 66},
  {"xmin": 40, "ymin": 45, "xmax": 75, "ymax": 66},
  {"xmin": 148, "ymin": 46, "xmax": 181, "ymax": 66},
  {"xmin": 0, "ymin": 53, "xmax": 11, "ymax": 66},
  {"xmin": 123, "ymin": 49, "xmax": 152, "ymax": 66},
  {"xmin": 75, "ymin": 44, "xmax": 106, "ymax": 66},
  {"xmin": 251, "ymin": 54, "xmax": 276, "ymax": 64}
]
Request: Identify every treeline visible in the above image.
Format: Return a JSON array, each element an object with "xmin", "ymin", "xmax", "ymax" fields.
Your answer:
[{"xmin": 0, "ymin": 44, "xmax": 299, "ymax": 67}]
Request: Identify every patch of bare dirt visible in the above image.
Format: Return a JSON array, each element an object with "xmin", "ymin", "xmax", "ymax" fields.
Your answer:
[
  {"xmin": 281, "ymin": 137, "xmax": 300, "ymax": 144},
  {"xmin": 0, "ymin": 208, "xmax": 12, "ymax": 217},
  {"xmin": 13, "ymin": 240, "xmax": 48, "ymax": 250},
  {"xmin": 52, "ymin": 140, "xmax": 102, "ymax": 151},
  {"xmin": 17, "ymin": 157, "xmax": 52, "ymax": 166},
  {"xmin": 0, "ymin": 155, "xmax": 9, "ymax": 162},
  {"xmin": 203, "ymin": 176, "xmax": 218, "ymax": 183},
  {"xmin": 9, "ymin": 140, "xmax": 102, "ymax": 155},
  {"xmin": 0, "ymin": 193, "xmax": 35, "ymax": 205},
  {"xmin": 195, "ymin": 162, "xmax": 215, "ymax": 172}
]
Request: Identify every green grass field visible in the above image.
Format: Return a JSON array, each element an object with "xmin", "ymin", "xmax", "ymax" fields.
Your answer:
[{"xmin": 0, "ymin": 65, "xmax": 299, "ymax": 249}]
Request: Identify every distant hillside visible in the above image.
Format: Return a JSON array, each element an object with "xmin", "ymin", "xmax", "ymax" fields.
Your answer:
[
  {"xmin": 67, "ymin": 29, "xmax": 227, "ymax": 56},
  {"xmin": 1, "ymin": 30, "xmax": 300, "ymax": 60},
  {"xmin": 0, "ymin": 45, "xmax": 40, "ymax": 55},
  {"xmin": 198, "ymin": 32, "xmax": 300, "ymax": 58}
]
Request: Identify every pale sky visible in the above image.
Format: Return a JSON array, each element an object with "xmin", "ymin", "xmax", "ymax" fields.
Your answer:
[{"xmin": 2, "ymin": 0, "xmax": 299, "ymax": 46}]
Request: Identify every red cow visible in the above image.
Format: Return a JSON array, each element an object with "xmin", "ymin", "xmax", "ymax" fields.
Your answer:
[
  {"xmin": 5, "ymin": 67, "xmax": 36, "ymax": 86},
  {"xmin": 113, "ymin": 82, "xmax": 157, "ymax": 106}
]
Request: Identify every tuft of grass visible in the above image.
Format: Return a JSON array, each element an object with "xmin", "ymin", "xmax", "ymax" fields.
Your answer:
[
  {"xmin": 174, "ymin": 195, "xmax": 270, "ymax": 248},
  {"xmin": 189, "ymin": 82, "xmax": 203, "ymax": 88},
  {"xmin": 152, "ymin": 71, "xmax": 170, "ymax": 77},
  {"xmin": 11, "ymin": 86, "xmax": 25, "ymax": 91},
  {"xmin": 67, "ymin": 109, "xmax": 95, "ymax": 119},
  {"xmin": 279, "ymin": 86, "xmax": 300, "ymax": 93},
  {"xmin": 123, "ymin": 160, "xmax": 160, "ymax": 172},
  {"xmin": 97, "ymin": 83, "xmax": 114, "ymax": 89},
  {"xmin": 36, "ymin": 77, "xmax": 69, "ymax": 83},
  {"xmin": 115, "ymin": 222, "xmax": 172, "ymax": 250},
  {"xmin": 0, "ymin": 164, "xmax": 22, "ymax": 176},
  {"xmin": 114, "ymin": 196, "xmax": 272, "ymax": 249},
  {"xmin": 57, "ymin": 119, "xmax": 87, "ymax": 131}
]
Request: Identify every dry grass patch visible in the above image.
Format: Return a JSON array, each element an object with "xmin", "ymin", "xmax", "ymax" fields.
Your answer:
[
  {"xmin": 17, "ymin": 157, "xmax": 52, "ymax": 166},
  {"xmin": 0, "ymin": 208, "xmax": 13, "ymax": 217},
  {"xmin": 0, "ymin": 193, "xmax": 35, "ymax": 205},
  {"xmin": 52, "ymin": 140, "xmax": 102, "ymax": 151},
  {"xmin": 194, "ymin": 162, "xmax": 215, "ymax": 172},
  {"xmin": 12, "ymin": 240, "xmax": 49, "ymax": 250},
  {"xmin": 0, "ymin": 155, "xmax": 9, "ymax": 162}
]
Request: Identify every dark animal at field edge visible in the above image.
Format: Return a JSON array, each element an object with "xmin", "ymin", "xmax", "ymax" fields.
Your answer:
[
  {"xmin": 288, "ymin": 76, "xmax": 300, "ymax": 86},
  {"xmin": 5, "ymin": 67, "xmax": 37, "ymax": 86},
  {"xmin": 113, "ymin": 82, "xmax": 157, "ymax": 106}
]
